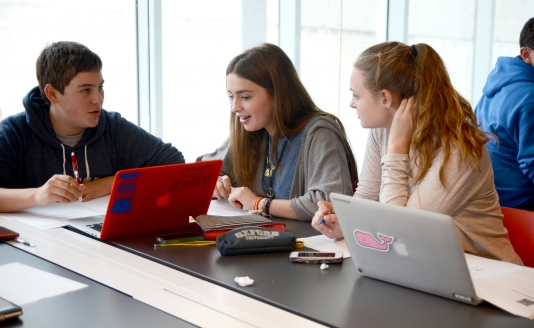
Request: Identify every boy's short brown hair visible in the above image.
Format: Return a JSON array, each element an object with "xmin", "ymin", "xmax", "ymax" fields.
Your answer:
[
  {"xmin": 36, "ymin": 41, "xmax": 102, "ymax": 104},
  {"xmin": 520, "ymin": 18, "xmax": 534, "ymax": 50}
]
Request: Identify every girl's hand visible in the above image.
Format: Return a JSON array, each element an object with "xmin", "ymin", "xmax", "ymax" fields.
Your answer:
[
  {"xmin": 213, "ymin": 175, "xmax": 232, "ymax": 200},
  {"xmin": 228, "ymin": 187, "xmax": 257, "ymax": 210},
  {"xmin": 311, "ymin": 201, "xmax": 343, "ymax": 239},
  {"xmin": 387, "ymin": 96, "xmax": 414, "ymax": 155}
]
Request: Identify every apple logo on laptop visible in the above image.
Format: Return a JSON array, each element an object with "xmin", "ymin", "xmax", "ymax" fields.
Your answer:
[
  {"xmin": 393, "ymin": 240, "xmax": 409, "ymax": 256},
  {"xmin": 157, "ymin": 192, "xmax": 170, "ymax": 207}
]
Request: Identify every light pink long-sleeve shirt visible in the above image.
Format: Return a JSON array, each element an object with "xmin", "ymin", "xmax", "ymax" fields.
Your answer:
[{"xmin": 355, "ymin": 128, "xmax": 522, "ymax": 265}]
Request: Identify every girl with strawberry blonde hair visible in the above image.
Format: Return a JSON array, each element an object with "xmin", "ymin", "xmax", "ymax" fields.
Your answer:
[{"xmin": 312, "ymin": 42, "xmax": 522, "ymax": 265}]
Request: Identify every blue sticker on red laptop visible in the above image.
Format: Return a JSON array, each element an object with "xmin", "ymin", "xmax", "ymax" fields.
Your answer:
[{"xmin": 110, "ymin": 172, "xmax": 139, "ymax": 214}]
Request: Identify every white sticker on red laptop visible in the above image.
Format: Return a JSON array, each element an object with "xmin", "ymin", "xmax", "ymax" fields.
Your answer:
[{"xmin": 354, "ymin": 230, "xmax": 394, "ymax": 252}]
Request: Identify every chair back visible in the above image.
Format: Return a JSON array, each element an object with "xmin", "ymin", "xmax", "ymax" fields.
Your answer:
[{"xmin": 501, "ymin": 206, "xmax": 534, "ymax": 268}]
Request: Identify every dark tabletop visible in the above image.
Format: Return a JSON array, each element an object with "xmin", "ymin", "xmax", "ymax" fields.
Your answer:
[
  {"xmin": 105, "ymin": 218, "xmax": 533, "ymax": 328},
  {"xmin": 0, "ymin": 243, "xmax": 196, "ymax": 328}
]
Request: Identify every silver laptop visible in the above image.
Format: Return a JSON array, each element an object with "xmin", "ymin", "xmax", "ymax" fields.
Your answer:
[{"xmin": 331, "ymin": 193, "xmax": 482, "ymax": 305}]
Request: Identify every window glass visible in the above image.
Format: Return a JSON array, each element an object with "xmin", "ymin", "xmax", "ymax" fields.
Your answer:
[
  {"xmin": 300, "ymin": 0, "xmax": 343, "ymax": 116},
  {"xmin": 340, "ymin": 0, "xmax": 381, "ymax": 173},
  {"xmin": 267, "ymin": 0, "xmax": 280, "ymax": 44},
  {"xmin": 0, "ymin": 0, "xmax": 137, "ymax": 123},
  {"xmin": 492, "ymin": 0, "xmax": 534, "ymax": 63},
  {"xmin": 161, "ymin": 0, "xmax": 279, "ymax": 162},
  {"xmin": 300, "ymin": 0, "xmax": 379, "ymax": 172},
  {"xmin": 407, "ymin": 0, "xmax": 476, "ymax": 103}
]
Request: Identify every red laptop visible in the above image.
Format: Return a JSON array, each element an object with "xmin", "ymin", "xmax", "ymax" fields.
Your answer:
[{"xmin": 66, "ymin": 160, "xmax": 222, "ymax": 240}]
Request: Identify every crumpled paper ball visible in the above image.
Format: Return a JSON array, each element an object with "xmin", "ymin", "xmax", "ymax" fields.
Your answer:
[{"xmin": 234, "ymin": 276, "xmax": 254, "ymax": 286}]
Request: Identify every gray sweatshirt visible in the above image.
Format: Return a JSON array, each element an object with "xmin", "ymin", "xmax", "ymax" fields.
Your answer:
[
  {"xmin": 356, "ymin": 128, "xmax": 522, "ymax": 265},
  {"xmin": 198, "ymin": 115, "xmax": 358, "ymax": 221}
]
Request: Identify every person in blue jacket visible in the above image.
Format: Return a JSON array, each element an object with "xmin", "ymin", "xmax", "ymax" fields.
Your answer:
[
  {"xmin": 474, "ymin": 17, "xmax": 534, "ymax": 210},
  {"xmin": 0, "ymin": 41, "xmax": 184, "ymax": 212}
]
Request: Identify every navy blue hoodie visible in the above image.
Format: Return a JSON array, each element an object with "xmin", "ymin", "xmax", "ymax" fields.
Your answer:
[
  {"xmin": 474, "ymin": 56, "xmax": 534, "ymax": 210},
  {"xmin": 0, "ymin": 87, "xmax": 185, "ymax": 189}
]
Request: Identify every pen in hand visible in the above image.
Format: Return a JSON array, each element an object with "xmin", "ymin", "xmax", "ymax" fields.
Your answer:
[
  {"xmin": 15, "ymin": 238, "xmax": 36, "ymax": 247},
  {"xmin": 70, "ymin": 152, "xmax": 81, "ymax": 184},
  {"xmin": 70, "ymin": 152, "xmax": 82, "ymax": 202},
  {"xmin": 318, "ymin": 212, "xmax": 335, "ymax": 225}
]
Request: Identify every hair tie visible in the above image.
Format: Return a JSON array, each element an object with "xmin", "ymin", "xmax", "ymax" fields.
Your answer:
[{"xmin": 410, "ymin": 44, "xmax": 418, "ymax": 57}]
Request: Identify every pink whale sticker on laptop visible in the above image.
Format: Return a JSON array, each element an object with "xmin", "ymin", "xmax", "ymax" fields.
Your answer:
[{"xmin": 354, "ymin": 230, "xmax": 394, "ymax": 252}]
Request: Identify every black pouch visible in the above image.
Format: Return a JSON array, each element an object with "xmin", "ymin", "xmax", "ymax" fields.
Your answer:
[{"xmin": 216, "ymin": 226, "xmax": 296, "ymax": 256}]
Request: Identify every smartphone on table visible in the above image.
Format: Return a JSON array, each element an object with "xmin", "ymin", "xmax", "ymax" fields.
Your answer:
[
  {"xmin": 156, "ymin": 231, "xmax": 205, "ymax": 244},
  {"xmin": 0, "ymin": 296, "xmax": 22, "ymax": 321},
  {"xmin": 0, "ymin": 227, "xmax": 19, "ymax": 240},
  {"xmin": 289, "ymin": 252, "xmax": 343, "ymax": 264}
]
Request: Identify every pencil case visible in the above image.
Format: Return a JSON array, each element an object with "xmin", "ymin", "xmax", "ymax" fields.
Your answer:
[{"xmin": 216, "ymin": 226, "xmax": 296, "ymax": 256}]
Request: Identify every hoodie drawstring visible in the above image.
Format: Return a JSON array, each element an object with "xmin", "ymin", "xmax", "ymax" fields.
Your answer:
[
  {"xmin": 84, "ymin": 145, "xmax": 90, "ymax": 180},
  {"xmin": 61, "ymin": 144, "xmax": 67, "ymax": 175}
]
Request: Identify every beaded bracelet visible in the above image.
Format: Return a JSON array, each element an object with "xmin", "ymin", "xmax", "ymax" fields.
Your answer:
[
  {"xmin": 258, "ymin": 197, "xmax": 268, "ymax": 212},
  {"xmin": 254, "ymin": 196, "xmax": 264, "ymax": 211},
  {"xmin": 263, "ymin": 197, "xmax": 273, "ymax": 217}
]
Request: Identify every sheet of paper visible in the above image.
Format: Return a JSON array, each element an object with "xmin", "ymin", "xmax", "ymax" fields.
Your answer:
[
  {"xmin": 466, "ymin": 254, "xmax": 534, "ymax": 319},
  {"xmin": 74, "ymin": 195, "xmax": 110, "ymax": 212},
  {"xmin": 297, "ymin": 235, "xmax": 351, "ymax": 258},
  {"xmin": 0, "ymin": 196, "xmax": 109, "ymax": 229},
  {"xmin": 0, "ymin": 262, "xmax": 88, "ymax": 305},
  {"xmin": 208, "ymin": 199, "xmax": 250, "ymax": 216}
]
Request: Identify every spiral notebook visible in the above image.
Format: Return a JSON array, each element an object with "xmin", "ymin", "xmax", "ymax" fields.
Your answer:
[
  {"xmin": 0, "ymin": 296, "xmax": 22, "ymax": 322},
  {"xmin": 194, "ymin": 214, "xmax": 273, "ymax": 232}
]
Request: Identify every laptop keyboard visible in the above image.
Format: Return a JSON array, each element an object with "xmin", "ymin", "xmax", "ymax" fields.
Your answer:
[{"xmin": 87, "ymin": 223, "xmax": 104, "ymax": 232}]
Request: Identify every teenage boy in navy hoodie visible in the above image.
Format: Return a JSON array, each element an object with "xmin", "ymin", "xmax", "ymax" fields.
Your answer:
[
  {"xmin": 474, "ymin": 18, "xmax": 534, "ymax": 211},
  {"xmin": 0, "ymin": 41, "xmax": 184, "ymax": 212}
]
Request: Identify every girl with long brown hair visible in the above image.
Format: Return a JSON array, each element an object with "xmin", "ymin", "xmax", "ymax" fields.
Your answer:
[
  {"xmin": 312, "ymin": 42, "xmax": 522, "ymax": 264},
  {"xmin": 199, "ymin": 43, "xmax": 358, "ymax": 220}
]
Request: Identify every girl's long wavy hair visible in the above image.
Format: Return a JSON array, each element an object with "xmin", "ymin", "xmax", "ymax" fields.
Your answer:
[
  {"xmin": 355, "ymin": 42, "xmax": 490, "ymax": 186},
  {"xmin": 227, "ymin": 43, "xmax": 350, "ymax": 187}
]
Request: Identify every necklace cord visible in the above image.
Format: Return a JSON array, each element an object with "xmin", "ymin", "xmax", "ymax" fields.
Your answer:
[{"xmin": 263, "ymin": 138, "xmax": 288, "ymax": 198}]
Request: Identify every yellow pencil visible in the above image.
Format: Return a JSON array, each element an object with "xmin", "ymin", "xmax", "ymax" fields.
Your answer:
[{"xmin": 154, "ymin": 241, "xmax": 215, "ymax": 247}]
